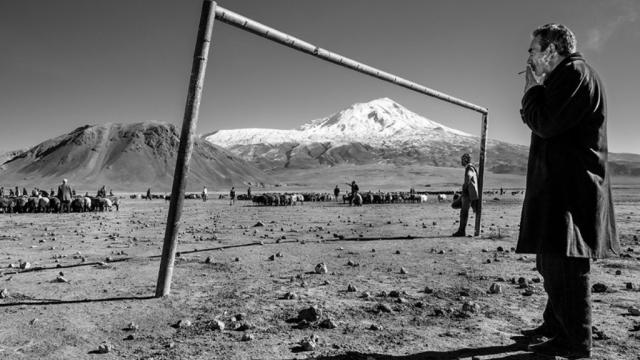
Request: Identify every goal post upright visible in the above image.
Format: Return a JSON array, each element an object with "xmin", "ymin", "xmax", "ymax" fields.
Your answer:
[{"xmin": 156, "ymin": 0, "xmax": 216, "ymax": 297}]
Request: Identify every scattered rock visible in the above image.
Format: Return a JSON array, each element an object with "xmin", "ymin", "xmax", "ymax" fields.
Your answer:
[
  {"xmin": 19, "ymin": 261, "xmax": 31, "ymax": 270},
  {"xmin": 300, "ymin": 334, "xmax": 319, "ymax": 351},
  {"xmin": 626, "ymin": 282, "xmax": 636, "ymax": 290},
  {"xmin": 361, "ymin": 291, "xmax": 371, "ymax": 299},
  {"xmin": 0, "ymin": 288, "xmax": 8, "ymax": 299},
  {"xmin": 369, "ymin": 323, "xmax": 383, "ymax": 331},
  {"xmin": 424, "ymin": 286, "xmax": 434, "ymax": 294},
  {"xmin": 298, "ymin": 306, "xmax": 322, "ymax": 322},
  {"xmin": 615, "ymin": 270, "xmax": 622, "ymax": 276},
  {"xmin": 629, "ymin": 306, "xmax": 640, "ymax": 316},
  {"xmin": 176, "ymin": 319, "xmax": 192, "ymax": 328},
  {"xmin": 55, "ymin": 275, "xmax": 69, "ymax": 283},
  {"xmin": 241, "ymin": 333, "xmax": 254, "ymax": 341},
  {"xmin": 211, "ymin": 320, "xmax": 225, "ymax": 331},
  {"xmin": 489, "ymin": 283, "xmax": 503, "ymax": 294},
  {"xmin": 268, "ymin": 254, "xmax": 276, "ymax": 261},
  {"xmin": 522, "ymin": 288, "xmax": 534, "ymax": 296},
  {"xmin": 96, "ymin": 342, "xmax": 113, "ymax": 354},
  {"xmin": 204, "ymin": 256, "xmax": 213, "ymax": 264},
  {"xmin": 400, "ymin": 267, "xmax": 408, "ymax": 274},
  {"xmin": 462, "ymin": 301, "xmax": 480, "ymax": 313},
  {"xmin": 347, "ymin": 284, "xmax": 357, "ymax": 292},
  {"xmin": 376, "ymin": 303, "xmax": 393, "ymax": 313},
  {"xmin": 283, "ymin": 291, "xmax": 299, "ymax": 300},
  {"xmin": 253, "ymin": 221, "xmax": 265, "ymax": 227},
  {"xmin": 592, "ymin": 283, "xmax": 608, "ymax": 293},
  {"xmin": 125, "ymin": 322, "xmax": 139, "ymax": 331},
  {"xmin": 592, "ymin": 326, "xmax": 610, "ymax": 340},
  {"xmin": 347, "ymin": 259, "xmax": 359, "ymax": 267},
  {"xmin": 314, "ymin": 263, "xmax": 328, "ymax": 274},
  {"xmin": 319, "ymin": 318, "xmax": 337, "ymax": 329}
]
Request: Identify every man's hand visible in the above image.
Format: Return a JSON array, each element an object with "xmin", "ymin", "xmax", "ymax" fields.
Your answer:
[{"xmin": 524, "ymin": 65, "xmax": 543, "ymax": 93}]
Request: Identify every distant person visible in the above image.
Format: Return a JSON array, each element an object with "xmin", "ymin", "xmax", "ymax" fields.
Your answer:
[
  {"xmin": 109, "ymin": 189, "xmax": 114, "ymax": 197},
  {"xmin": 247, "ymin": 186, "xmax": 252, "ymax": 199},
  {"xmin": 50, "ymin": 188, "xmax": 55, "ymax": 197},
  {"xmin": 9, "ymin": 189, "xmax": 14, "ymax": 197},
  {"xmin": 0, "ymin": 187, "xmax": 3, "ymax": 197},
  {"xmin": 202, "ymin": 186, "xmax": 208, "ymax": 202},
  {"xmin": 146, "ymin": 188, "xmax": 152, "ymax": 200},
  {"xmin": 98, "ymin": 185, "xmax": 106, "ymax": 197},
  {"xmin": 333, "ymin": 185, "xmax": 340, "ymax": 202},
  {"xmin": 346, "ymin": 180, "xmax": 359, "ymax": 205},
  {"xmin": 22, "ymin": 187, "xmax": 27, "ymax": 196},
  {"xmin": 229, "ymin": 186, "xmax": 236, "ymax": 205},
  {"xmin": 451, "ymin": 153, "xmax": 478, "ymax": 237},
  {"xmin": 516, "ymin": 24, "xmax": 619, "ymax": 359},
  {"xmin": 57, "ymin": 179, "xmax": 73, "ymax": 213},
  {"xmin": 14, "ymin": 186, "xmax": 19, "ymax": 197}
]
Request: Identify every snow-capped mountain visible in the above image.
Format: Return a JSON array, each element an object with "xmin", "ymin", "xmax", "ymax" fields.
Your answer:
[
  {"xmin": 207, "ymin": 98, "xmax": 472, "ymax": 148},
  {"xmin": 204, "ymin": 97, "xmax": 530, "ymax": 172}
]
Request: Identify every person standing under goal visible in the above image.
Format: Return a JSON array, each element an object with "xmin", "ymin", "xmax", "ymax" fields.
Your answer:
[{"xmin": 451, "ymin": 153, "xmax": 478, "ymax": 237}]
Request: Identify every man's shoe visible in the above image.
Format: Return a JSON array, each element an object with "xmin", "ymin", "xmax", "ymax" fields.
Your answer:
[
  {"xmin": 521, "ymin": 324, "xmax": 555, "ymax": 338},
  {"xmin": 451, "ymin": 231, "xmax": 466, "ymax": 237},
  {"xmin": 528, "ymin": 337, "xmax": 591, "ymax": 359}
]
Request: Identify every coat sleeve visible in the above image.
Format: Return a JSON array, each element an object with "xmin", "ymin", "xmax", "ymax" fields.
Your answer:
[
  {"xmin": 520, "ymin": 66, "xmax": 588, "ymax": 139},
  {"xmin": 467, "ymin": 168, "xmax": 479, "ymax": 201}
]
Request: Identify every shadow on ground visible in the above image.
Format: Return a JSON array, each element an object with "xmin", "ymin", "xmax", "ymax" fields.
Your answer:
[{"xmin": 307, "ymin": 341, "xmax": 553, "ymax": 360}]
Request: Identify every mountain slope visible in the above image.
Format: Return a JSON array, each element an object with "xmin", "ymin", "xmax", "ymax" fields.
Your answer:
[
  {"xmin": 205, "ymin": 98, "xmax": 530, "ymax": 172},
  {"xmin": 0, "ymin": 122, "xmax": 273, "ymax": 191}
]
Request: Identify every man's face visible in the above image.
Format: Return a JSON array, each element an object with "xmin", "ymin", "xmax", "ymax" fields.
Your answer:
[{"xmin": 528, "ymin": 36, "xmax": 554, "ymax": 77}]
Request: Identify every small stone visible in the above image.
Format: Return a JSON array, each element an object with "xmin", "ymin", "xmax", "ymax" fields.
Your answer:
[
  {"xmin": 319, "ymin": 318, "xmax": 337, "ymax": 329},
  {"xmin": 241, "ymin": 333, "xmax": 254, "ymax": 341},
  {"xmin": 314, "ymin": 263, "xmax": 328, "ymax": 274},
  {"xmin": 19, "ymin": 261, "xmax": 31, "ymax": 270},
  {"xmin": 298, "ymin": 306, "xmax": 322, "ymax": 322},
  {"xmin": 395, "ymin": 250, "xmax": 401, "ymax": 254},
  {"xmin": 626, "ymin": 282, "xmax": 636, "ymax": 290},
  {"xmin": 497, "ymin": 246, "xmax": 504, "ymax": 252},
  {"xmin": 55, "ymin": 275, "xmax": 69, "ymax": 283},
  {"xmin": 388, "ymin": 290, "xmax": 401, "ymax": 298},
  {"xmin": 268, "ymin": 254, "xmax": 276, "ymax": 261},
  {"xmin": 400, "ymin": 267, "xmax": 408, "ymax": 274},
  {"xmin": 96, "ymin": 342, "xmax": 113, "ymax": 354},
  {"xmin": 276, "ymin": 252, "xmax": 283, "ymax": 257},
  {"xmin": 377, "ymin": 303, "xmax": 393, "ymax": 313},
  {"xmin": 124, "ymin": 334, "xmax": 135, "ymax": 341},
  {"xmin": 347, "ymin": 259, "xmax": 358, "ymax": 266},
  {"xmin": 462, "ymin": 301, "xmax": 480, "ymax": 313},
  {"xmin": 489, "ymin": 283, "xmax": 503, "ymax": 294},
  {"xmin": 592, "ymin": 283, "xmax": 608, "ymax": 293},
  {"xmin": 629, "ymin": 306, "xmax": 640, "ymax": 316},
  {"xmin": 300, "ymin": 334, "xmax": 319, "ymax": 351},
  {"xmin": 205, "ymin": 256, "xmax": 213, "ymax": 264},
  {"xmin": 615, "ymin": 270, "xmax": 622, "ymax": 276},
  {"xmin": 361, "ymin": 291, "xmax": 371, "ymax": 299},
  {"xmin": 125, "ymin": 322, "xmax": 139, "ymax": 331},
  {"xmin": 522, "ymin": 288, "xmax": 534, "ymax": 296},
  {"xmin": 369, "ymin": 323, "xmax": 383, "ymax": 331},
  {"xmin": 283, "ymin": 291, "xmax": 299, "ymax": 300},
  {"xmin": 347, "ymin": 284, "xmax": 357, "ymax": 292},
  {"xmin": 424, "ymin": 286, "xmax": 434, "ymax": 294},
  {"xmin": 0, "ymin": 289, "xmax": 8, "ymax": 299},
  {"xmin": 176, "ymin": 319, "xmax": 192, "ymax": 328},
  {"xmin": 211, "ymin": 320, "xmax": 225, "ymax": 331},
  {"xmin": 253, "ymin": 221, "xmax": 265, "ymax": 227}
]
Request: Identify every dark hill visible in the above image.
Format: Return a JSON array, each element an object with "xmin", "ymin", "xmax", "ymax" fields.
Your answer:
[{"xmin": 0, "ymin": 122, "xmax": 274, "ymax": 192}]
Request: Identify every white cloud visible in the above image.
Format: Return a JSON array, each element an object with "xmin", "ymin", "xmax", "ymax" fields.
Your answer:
[{"xmin": 584, "ymin": 0, "xmax": 638, "ymax": 52}]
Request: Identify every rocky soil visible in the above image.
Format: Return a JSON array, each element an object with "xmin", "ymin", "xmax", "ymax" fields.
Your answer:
[{"xmin": 1, "ymin": 189, "xmax": 639, "ymax": 359}]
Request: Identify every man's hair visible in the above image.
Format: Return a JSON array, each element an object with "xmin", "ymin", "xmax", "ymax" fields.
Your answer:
[
  {"xmin": 461, "ymin": 153, "xmax": 471, "ymax": 163},
  {"xmin": 533, "ymin": 23, "xmax": 577, "ymax": 57}
]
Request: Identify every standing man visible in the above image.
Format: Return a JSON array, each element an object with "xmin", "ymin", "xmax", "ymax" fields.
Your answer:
[
  {"xmin": 348, "ymin": 180, "xmax": 359, "ymax": 205},
  {"xmin": 333, "ymin": 185, "xmax": 340, "ymax": 202},
  {"xmin": 517, "ymin": 24, "xmax": 619, "ymax": 359},
  {"xmin": 451, "ymin": 153, "xmax": 478, "ymax": 237},
  {"xmin": 202, "ymin": 186, "xmax": 208, "ymax": 202},
  {"xmin": 146, "ymin": 188, "xmax": 152, "ymax": 200},
  {"xmin": 247, "ymin": 186, "xmax": 252, "ymax": 199},
  {"xmin": 229, "ymin": 186, "xmax": 236, "ymax": 205},
  {"xmin": 57, "ymin": 178, "xmax": 72, "ymax": 213}
]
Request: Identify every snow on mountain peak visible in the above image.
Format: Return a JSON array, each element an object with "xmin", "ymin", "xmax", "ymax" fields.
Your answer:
[{"xmin": 206, "ymin": 98, "xmax": 472, "ymax": 148}]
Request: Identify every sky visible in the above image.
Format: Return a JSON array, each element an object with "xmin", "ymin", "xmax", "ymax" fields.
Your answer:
[{"xmin": 1, "ymin": 0, "xmax": 639, "ymax": 154}]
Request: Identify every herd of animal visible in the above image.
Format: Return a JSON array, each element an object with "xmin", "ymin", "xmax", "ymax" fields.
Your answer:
[{"xmin": 0, "ymin": 193, "xmax": 119, "ymax": 214}]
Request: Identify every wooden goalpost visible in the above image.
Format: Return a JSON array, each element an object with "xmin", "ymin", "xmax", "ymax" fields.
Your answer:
[{"xmin": 156, "ymin": 0, "xmax": 489, "ymax": 296}]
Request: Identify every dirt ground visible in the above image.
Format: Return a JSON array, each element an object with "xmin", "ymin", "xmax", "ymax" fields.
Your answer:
[{"xmin": 1, "ymin": 188, "xmax": 639, "ymax": 360}]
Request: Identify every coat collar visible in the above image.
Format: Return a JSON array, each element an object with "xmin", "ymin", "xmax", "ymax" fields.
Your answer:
[{"xmin": 544, "ymin": 52, "xmax": 585, "ymax": 85}]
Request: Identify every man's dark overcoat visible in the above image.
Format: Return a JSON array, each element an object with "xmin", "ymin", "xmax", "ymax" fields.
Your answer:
[{"xmin": 516, "ymin": 52, "xmax": 619, "ymax": 258}]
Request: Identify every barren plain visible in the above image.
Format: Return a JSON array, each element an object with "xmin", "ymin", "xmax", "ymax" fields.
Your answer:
[{"xmin": 1, "ymin": 186, "xmax": 639, "ymax": 360}]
